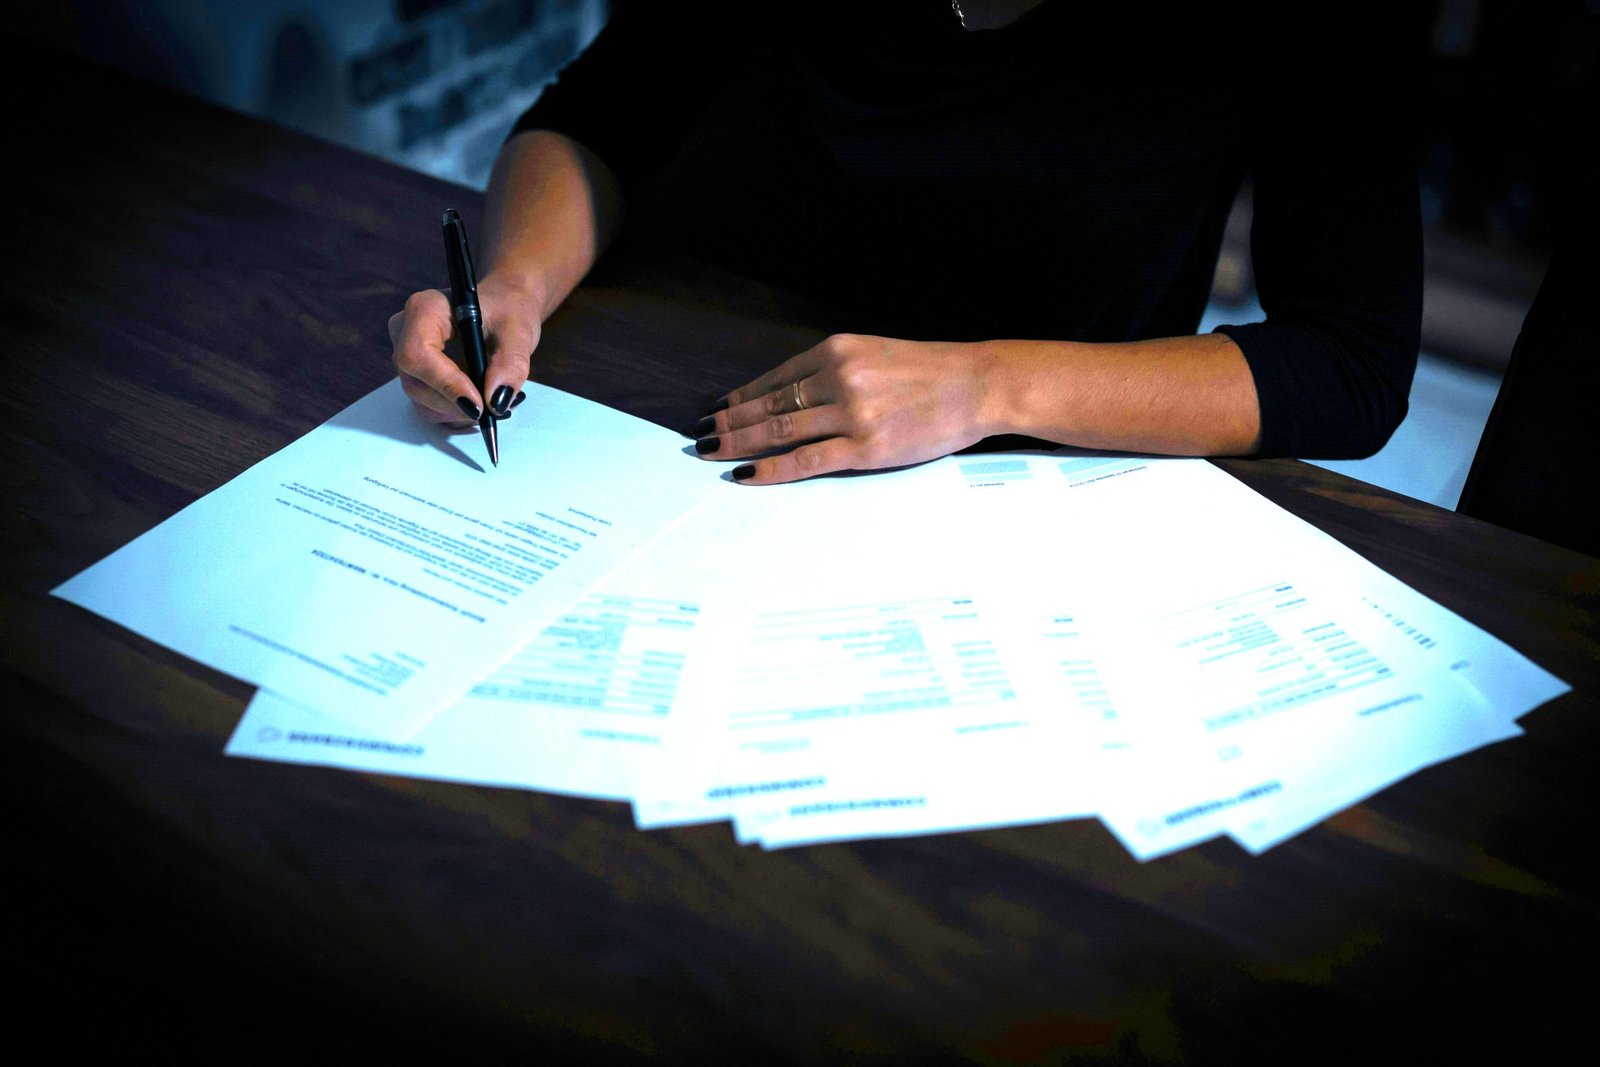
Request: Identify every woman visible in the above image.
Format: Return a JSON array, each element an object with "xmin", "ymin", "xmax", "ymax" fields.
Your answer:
[{"xmin": 391, "ymin": 1, "xmax": 1422, "ymax": 485}]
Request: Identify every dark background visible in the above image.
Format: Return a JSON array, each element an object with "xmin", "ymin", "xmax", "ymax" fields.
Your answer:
[
  {"xmin": 3, "ymin": 4, "xmax": 1597, "ymax": 1058},
  {"xmin": 14, "ymin": 0, "xmax": 1599, "ymax": 370}
]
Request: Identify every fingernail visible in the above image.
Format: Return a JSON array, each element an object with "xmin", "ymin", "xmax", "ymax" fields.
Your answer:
[
  {"xmin": 690, "ymin": 416, "xmax": 716, "ymax": 438},
  {"xmin": 497, "ymin": 391, "xmax": 526, "ymax": 420},
  {"xmin": 455, "ymin": 397, "xmax": 481, "ymax": 421},
  {"xmin": 732, "ymin": 463, "xmax": 756, "ymax": 481},
  {"xmin": 707, "ymin": 396, "xmax": 730, "ymax": 415},
  {"xmin": 490, "ymin": 385, "xmax": 514, "ymax": 417},
  {"xmin": 695, "ymin": 436, "xmax": 720, "ymax": 455}
]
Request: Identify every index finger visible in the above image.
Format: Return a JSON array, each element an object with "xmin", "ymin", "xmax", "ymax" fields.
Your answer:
[
  {"xmin": 392, "ymin": 289, "xmax": 483, "ymax": 417},
  {"xmin": 480, "ymin": 305, "xmax": 538, "ymax": 416}
]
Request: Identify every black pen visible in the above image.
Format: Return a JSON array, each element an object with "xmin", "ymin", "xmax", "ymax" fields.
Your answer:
[{"xmin": 442, "ymin": 208, "xmax": 498, "ymax": 467}]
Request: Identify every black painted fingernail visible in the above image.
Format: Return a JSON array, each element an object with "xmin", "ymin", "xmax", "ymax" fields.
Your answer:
[
  {"xmin": 490, "ymin": 385, "xmax": 514, "ymax": 416},
  {"xmin": 455, "ymin": 397, "xmax": 481, "ymax": 421},
  {"xmin": 707, "ymin": 396, "xmax": 730, "ymax": 415},
  {"xmin": 732, "ymin": 463, "xmax": 756, "ymax": 481},
  {"xmin": 496, "ymin": 391, "xmax": 526, "ymax": 420},
  {"xmin": 690, "ymin": 416, "xmax": 716, "ymax": 438},
  {"xmin": 695, "ymin": 436, "xmax": 721, "ymax": 455}
]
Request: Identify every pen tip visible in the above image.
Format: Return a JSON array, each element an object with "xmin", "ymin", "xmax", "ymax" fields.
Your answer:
[{"xmin": 484, "ymin": 420, "xmax": 499, "ymax": 468}]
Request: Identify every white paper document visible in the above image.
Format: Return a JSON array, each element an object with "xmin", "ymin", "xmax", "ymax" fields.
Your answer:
[
  {"xmin": 55, "ymin": 380, "xmax": 725, "ymax": 736},
  {"xmin": 631, "ymin": 456, "xmax": 1107, "ymax": 840},
  {"xmin": 216, "ymin": 446, "xmax": 1567, "ymax": 858},
  {"xmin": 1220, "ymin": 559, "xmax": 1566, "ymax": 853},
  {"xmin": 227, "ymin": 489, "xmax": 774, "ymax": 800},
  {"xmin": 62, "ymin": 375, "xmax": 1566, "ymax": 860},
  {"xmin": 680, "ymin": 454, "xmax": 1567, "ymax": 853}
]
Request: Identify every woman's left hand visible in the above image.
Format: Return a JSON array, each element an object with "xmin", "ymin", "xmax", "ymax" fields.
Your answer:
[{"xmin": 690, "ymin": 333, "xmax": 1002, "ymax": 484}]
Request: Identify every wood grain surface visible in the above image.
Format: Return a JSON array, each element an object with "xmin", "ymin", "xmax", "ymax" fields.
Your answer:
[{"xmin": 3, "ymin": 39, "xmax": 1597, "ymax": 1064}]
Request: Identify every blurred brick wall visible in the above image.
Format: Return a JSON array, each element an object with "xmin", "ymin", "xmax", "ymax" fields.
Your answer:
[{"xmin": 20, "ymin": 0, "xmax": 608, "ymax": 190}]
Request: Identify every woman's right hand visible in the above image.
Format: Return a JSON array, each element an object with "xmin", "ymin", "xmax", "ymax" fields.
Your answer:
[{"xmin": 388, "ymin": 273, "xmax": 543, "ymax": 428}]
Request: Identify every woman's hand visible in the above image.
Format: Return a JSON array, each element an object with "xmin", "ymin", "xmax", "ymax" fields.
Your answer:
[
  {"xmin": 389, "ymin": 273, "xmax": 541, "ymax": 428},
  {"xmin": 691, "ymin": 333, "xmax": 1002, "ymax": 484}
]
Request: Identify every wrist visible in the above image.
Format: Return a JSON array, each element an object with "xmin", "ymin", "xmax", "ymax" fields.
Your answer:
[
  {"xmin": 967, "ymin": 339, "xmax": 1054, "ymax": 440},
  {"xmin": 479, "ymin": 268, "xmax": 553, "ymax": 322}
]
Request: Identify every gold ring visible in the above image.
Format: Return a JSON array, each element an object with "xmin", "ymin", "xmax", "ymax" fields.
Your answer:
[{"xmin": 792, "ymin": 381, "xmax": 806, "ymax": 411}]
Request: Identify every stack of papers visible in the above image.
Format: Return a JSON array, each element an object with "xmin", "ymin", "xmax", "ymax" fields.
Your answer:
[{"xmin": 55, "ymin": 381, "xmax": 1568, "ymax": 859}]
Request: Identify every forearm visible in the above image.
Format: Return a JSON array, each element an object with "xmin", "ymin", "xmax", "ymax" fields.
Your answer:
[
  {"xmin": 701, "ymin": 330, "xmax": 1264, "ymax": 484},
  {"xmin": 479, "ymin": 129, "xmax": 622, "ymax": 320},
  {"xmin": 978, "ymin": 333, "xmax": 1262, "ymax": 456}
]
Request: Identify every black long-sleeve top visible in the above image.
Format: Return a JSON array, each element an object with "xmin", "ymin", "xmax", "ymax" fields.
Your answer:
[{"xmin": 511, "ymin": 1, "xmax": 1424, "ymax": 458}]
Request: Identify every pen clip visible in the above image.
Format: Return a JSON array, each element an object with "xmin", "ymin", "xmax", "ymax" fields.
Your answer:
[{"xmin": 442, "ymin": 208, "xmax": 478, "ymax": 300}]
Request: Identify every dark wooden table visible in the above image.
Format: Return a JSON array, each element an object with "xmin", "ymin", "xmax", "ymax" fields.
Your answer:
[{"xmin": 4, "ymin": 42, "xmax": 1597, "ymax": 1064}]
